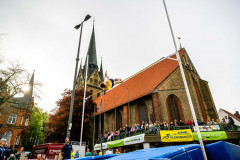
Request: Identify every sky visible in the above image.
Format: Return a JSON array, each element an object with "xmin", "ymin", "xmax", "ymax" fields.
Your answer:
[{"xmin": 0, "ymin": 0, "xmax": 239, "ymax": 114}]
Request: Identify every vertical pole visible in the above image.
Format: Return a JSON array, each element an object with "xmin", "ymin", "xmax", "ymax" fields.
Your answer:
[
  {"xmin": 103, "ymin": 100, "xmax": 106, "ymax": 134},
  {"xmin": 66, "ymin": 22, "xmax": 84, "ymax": 139},
  {"xmin": 80, "ymin": 55, "xmax": 89, "ymax": 157},
  {"xmin": 162, "ymin": 0, "xmax": 207, "ymax": 159},
  {"xmin": 114, "ymin": 94, "xmax": 117, "ymax": 131},
  {"xmin": 99, "ymin": 92, "xmax": 104, "ymax": 160},
  {"xmin": 93, "ymin": 105, "xmax": 95, "ymax": 149},
  {"xmin": 127, "ymin": 88, "xmax": 131, "ymax": 125}
]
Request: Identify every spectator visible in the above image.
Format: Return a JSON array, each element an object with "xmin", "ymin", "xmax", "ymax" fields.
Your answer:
[
  {"xmin": 71, "ymin": 149, "xmax": 75, "ymax": 159},
  {"xmin": 106, "ymin": 148, "xmax": 112, "ymax": 155},
  {"xmin": 174, "ymin": 119, "xmax": 178, "ymax": 126},
  {"xmin": 0, "ymin": 139, "xmax": 6, "ymax": 160},
  {"xmin": 15, "ymin": 147, "xmax": 24, "ymax": 160},
  {"xmin": 221, "ymin": 118, "xmax": 226, "ymax": 124},
  {"xmin": 99, "ymin": 149, "xmax": 103, "ymax": 155},
  {"xmin": 145, "ymin": 122, "xmax": 149, "ymax": 130},
  {"xmin": 137, "ymin": 124, "xmax": 141, "ymax": 130},
  {"xmin": 130, "ymin": 125, "xmax": 135, "ymax": 131},
  {"xmin": 159, "ymin": 122, "xmax": 164, "ymax": 129},
  {"xmin": 115, "ymin": 149, "xmax": 120, "ymax": 154},
  {"xmin": 216, "ymin": 119, "xmax": 220, "ymax": 124},
  {"xmin": 200, "ymin": 118, "xmax": 206, "ymax": 125},
  {"xmin": 5, "ymin": 144, "xmax": 13, "ymax": 160},
  {"xmin": 228, "ymin": 115, "xmax": 234, "ymax": 125},
  {"xmin": 74, "ymin": 150, "xmax": 79, "ymax": 158},
  {"xmin": 207, "ymin": 118, "xmax": 211, "ymax": 125},
  {"xmin": 85, "ymin": 149, "xmax": 91, "ymax": 157},
  {"xmin": 211, "ymin": 119, "xmax": 217, "ymax": 125},
  {"xmin": 125, "ymin": 125, "xmax": 129, "ymax": 133},
  {"xmin": 92, "ymin": 150, "xmax": 98, "ymax": 156},
  {"xmin": 141, "ymin": 121, "xmax": 145, "ymax": 129},
  {"xmin": 61, "ymin": 138, "xmax": 72, "ymax": 160},
  {"xmin": 149, "ymin": 121, "xmax": 154, "ymax": 134},
  {"xmin": 37, "ymin": 154, "xmax": 42, "ymax": 160},
  {"xmin": 163, "ymin": 121, "xmax": 168, "ymax": 127},
  {"xmin": 224, "ymin": 116, "xmax": 229, "ymax": 124},
  {"xmin": 8, "ymin": 154, "xmax": 16, "ymax": 160},
  {"xmin": 178, "ymin": 120, "xmax": 185, "ymax": 126},
  {"xmin": 186, "ymin": 119, "xmax": 193, "ymax": 126}
]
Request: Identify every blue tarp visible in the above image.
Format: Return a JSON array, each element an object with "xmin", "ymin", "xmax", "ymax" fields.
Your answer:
[
  {"xmin": 76, "ymin": 141, "xmax": 240, "ymax": 160},
  {"xmin": 108, "ymin": 144, "xmax": 203, "ymax": 160},
  {"xmin": 205, "ymin": 141, "xmax": 240, "ymax": 160}
]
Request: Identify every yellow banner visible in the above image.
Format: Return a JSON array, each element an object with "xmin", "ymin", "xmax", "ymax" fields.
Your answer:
[{"xmin": 160, "ymin": 129, "xmax": 194, "ymax": 142}]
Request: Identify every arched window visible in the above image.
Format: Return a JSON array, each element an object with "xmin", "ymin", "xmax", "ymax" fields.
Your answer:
[
  {"xmin": 166, "ymin": 94, "xmax": 184, "ymax": 122},
  {"xmin": 8, "ymin": 113, "xmax": 17, "ymax": 124},
  {"xmin": 136, "ymin": 101, "xmax": 149, "ymax": 124},
  {"xmin": 2, "ymin": 130, "xmax": 12, "ymax": 144},
  {"xmin": 25, "ymin": 117, "xmax": 29, "ymax": 126},
  {"xmin": 15, "ymin": 135, "xmax": 21, "ymax": 145}
]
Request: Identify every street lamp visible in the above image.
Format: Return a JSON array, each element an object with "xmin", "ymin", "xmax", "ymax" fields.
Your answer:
[{"xmin": 66, "ymin": 14, "xmax": 91, "ymax": 139}]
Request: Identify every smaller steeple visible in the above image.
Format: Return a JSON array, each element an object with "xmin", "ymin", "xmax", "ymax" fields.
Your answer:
[
  {"xmin": 177, "ymin": 37, "xmax": 182, "ymax": 49},
  {"xmin": 99, "ymin": 57, "xmax": 104, "ymax": 81},
  {"xmin": 24, "ymin": 71, "xmax": 34, "ymax": 103}
]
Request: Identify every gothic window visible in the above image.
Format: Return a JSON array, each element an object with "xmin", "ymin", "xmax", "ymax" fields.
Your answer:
[
  {"xmin": 167, "ymin": 94, "xmax": 184, "ymax": 122},
  {"xmin": 138, "ymin": 102, "xmax": 149, "ymax": 124},
  {"xmin": 25, "ymin": 117, "xmax": 29, "ymax": 126},
  {"xmin": 2, "ymin": 130, "xmax": 12, "ymax": 144},
  {"xmin": 8, "ymin": 113, "xmax": 17, "ymax": 124}
]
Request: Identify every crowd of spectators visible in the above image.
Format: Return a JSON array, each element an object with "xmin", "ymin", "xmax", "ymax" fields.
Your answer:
[{"xmin": 99, "ymin": 115, "xmax": 237, "ymax": 143}]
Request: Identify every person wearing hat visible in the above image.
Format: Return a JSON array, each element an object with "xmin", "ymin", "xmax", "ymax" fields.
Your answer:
[{"xmin": 0, "ymin": 139, "xmax": 6, "ymax": 160}]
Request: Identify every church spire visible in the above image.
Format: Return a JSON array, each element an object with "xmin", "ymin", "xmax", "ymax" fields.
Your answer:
[
  {"xmin": 24, "ymin": 71, "xmax": 34, "ymax": 102},
  {"xmin": 84, "ymin": 23, "xmax": 98, "ymax": 77},
  {"xmin": 99, "ymin": 57, "xmax": 104, "ymax": 81}
]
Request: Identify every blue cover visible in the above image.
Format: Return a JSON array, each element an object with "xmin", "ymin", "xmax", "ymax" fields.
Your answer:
[
  {"xmin": 205, "ymin": 141, "xmax": 240, "ymax": 160},
  {"xmin": 108, "ymin": 144, "xmax": 203, "ymax": 160}
]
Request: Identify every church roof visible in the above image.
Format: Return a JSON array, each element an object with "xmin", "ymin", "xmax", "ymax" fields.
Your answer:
[{"xmin": 94, "ymin": 49, "xmax": 184, "ymax": 114}]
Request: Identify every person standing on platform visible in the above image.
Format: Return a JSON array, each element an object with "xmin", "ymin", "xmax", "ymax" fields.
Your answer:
[
  {"xmin": 61, "ymin": 138, "xmax": 72, "ymax": 160},
  {"xmin": 74, "ymin": 150, "xmax": 79, "ymax": 158},
  {"xmin": 0, "ymin": 139, "xmax": 6, "ymax": 160}
]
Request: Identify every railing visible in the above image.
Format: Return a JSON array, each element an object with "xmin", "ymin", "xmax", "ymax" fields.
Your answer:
[{"xmin": 96, "ymin": 124, "xmax": 239, "ymax": 144}]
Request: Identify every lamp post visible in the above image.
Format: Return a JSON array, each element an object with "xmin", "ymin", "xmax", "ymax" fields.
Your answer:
[{"xmin": 66, "ymin": 14, "xmax": 91, "ymax": 139}]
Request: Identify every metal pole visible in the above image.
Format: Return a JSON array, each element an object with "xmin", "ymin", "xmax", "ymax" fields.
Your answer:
[
  {"xmin": 127, "ymin": 88, "xmax": 131, "ymax": 125},
  {"xmin": 162, "ymin": 0, "xmax": 207, "ymax": 159},
  {"xmin": 103, "ymin": 100, "xmax": 106, "ymax": 134},
  {"xmin": 114, "ymin": 94, "xmax": 116, "ymax": 131},
  {"xmin": 99, "ymin": 92, "xmax": 104, "ymax": 160},
  {"xmin": 80, "ymin": 55, "xmax": 89, "ymax": 157},
  {"xmin": 66, "ymin": 21, "xmax": 84, "ymax": 139},
  {"xmin": 93, "ymin": 105, "xmax": 95, "ymax": 149}
]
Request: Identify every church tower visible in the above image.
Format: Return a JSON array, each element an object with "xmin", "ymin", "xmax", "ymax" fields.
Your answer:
[{"xmin": 76, "ymin": 24, "xmax": 104, "ymax": 99}]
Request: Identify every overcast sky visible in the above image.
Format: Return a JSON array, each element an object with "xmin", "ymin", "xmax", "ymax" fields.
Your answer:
[{"xmin": 0, "ymin": 0, "xmax": 239, "ymax": 114}]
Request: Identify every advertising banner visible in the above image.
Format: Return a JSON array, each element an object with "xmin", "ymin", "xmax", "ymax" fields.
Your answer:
[
  {"xmin": 193, "ymin": 125, "xmax": 220, "ymax": 132},
  {"xmin": 107, "ymin": 139, "xmax": 124, "ymax": 148},
  {"xmin": 193, "ymin": 131, "xmax": 228, "ymax": 141},
  {"xmin": 124, "ymin": 134, "xmax": 145, "ymax": 146},
  {"xmin": 94, "ymin": 142, "xmax": 107, "ymax": 150},
  {"xmin": 160, "ymin": 129, "xmax": 194, "ymax": 142}
]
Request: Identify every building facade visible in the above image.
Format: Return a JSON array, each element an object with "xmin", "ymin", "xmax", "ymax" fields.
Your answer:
[
  {"xmin": 94, "ymin": 48, "xmax": 218, "ymax": 134},
  {"xmin": 0, "ymin": 73, "xmax": 34, "ymax": 150}
]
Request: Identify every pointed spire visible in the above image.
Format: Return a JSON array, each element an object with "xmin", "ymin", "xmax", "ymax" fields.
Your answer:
[
  {"xmin": 177, "ymin": 37, "xmax": 182, "ymax": 49},
  {"xmin": 24, "ymin": 70, "xmax": 34, "ymax": 102},
  {"xmin": 84, "ymin": 22, "xmax": 98, "ymax": 77},
  {"xmin": 80, "ymin": 58, "xmax": 82, "ymax": 70},
  {"xmin": 99, "ymin": 57, "xmax": 104, "ymax": 81}
]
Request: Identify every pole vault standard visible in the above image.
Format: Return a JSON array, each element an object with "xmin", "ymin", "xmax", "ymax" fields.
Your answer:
[
  {"xmin": 162, "ymin": 0, "xmax": 208, "ymax": 159},
  {"xmin": 80, "ymin": 55, "xmax": 89, "ymax": 157},
  {"xmin": 99, "ymin": 91, "xmax": 104, "ymax": 160}
]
